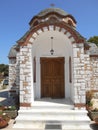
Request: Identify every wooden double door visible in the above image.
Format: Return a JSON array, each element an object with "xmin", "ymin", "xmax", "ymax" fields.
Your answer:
[{"xmin": 41, "ymin": 57, "xmax": 65, "ymax": 98}]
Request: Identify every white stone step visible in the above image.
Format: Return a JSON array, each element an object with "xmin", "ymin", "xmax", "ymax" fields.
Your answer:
[
  {"xmin": 13, "ymin": 121, "xmax": 45, "ymax": 129},
  {"xmin": 21, "ymin": 103, "xmax": 74, "ymax": 110},
  {"xmin": 3, "ymin": 129, "xmax": 43, "ymax": 130},
  {"xmin": 45, "ymin": 121, "xmax": 91, "ymax": 130},
  {"xmin": 31, "ymin": 105, "xmax": 74, "ymax": 110},
  {"xmin": 14, "ymin": 109, "xmax": 90, "ymax": 129},
  {"xmin": 14, "ymin": 120, "xmax": 91, "ymax": 130},
  {"xmin": 17, "ymin": 109, "xmax": 89, "ymax": 121},
  {"xmin": 18, "ymin": 109, "xmax": 87, "ymax": 115},
  {"xmin": 15, "ymin": 118, "xmax": 90, "ymax": 125},
  {"xmin": 13, "ymin": 100, "xmax": 91, "ymax": 130},
  {"xmin": 45, "ymin": 124, "xmax": 91, "ymax": 130},
  {"xmin": 62, "ymin": 124, "xmax": 91, "ymax": 130}
]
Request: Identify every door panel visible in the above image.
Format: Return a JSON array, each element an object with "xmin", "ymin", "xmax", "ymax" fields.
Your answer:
[
  {"xmin": 41, "ymin": 57, "xmax": 65, "ymax": 98},
  {"xmin": 52, "ymin": 79, "xmax": 64, "ymax": 98},
  {"xmin": 42, "ymin": 79, "xmax": 51, "ymax": 97}
]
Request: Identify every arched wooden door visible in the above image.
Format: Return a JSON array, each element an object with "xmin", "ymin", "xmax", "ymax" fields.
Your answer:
[{"xmin": 41, "ymin": 57, "xmax": 65, "ymax": 98}]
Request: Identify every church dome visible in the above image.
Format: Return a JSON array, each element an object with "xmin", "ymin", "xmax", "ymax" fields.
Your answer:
[
  {"xmin": 37, "ymin": 8, "xmax": 68, "ymax": 16},
  {"xmin": 29, "ymin": 7, "xmax": 76, "ymax": 27}
]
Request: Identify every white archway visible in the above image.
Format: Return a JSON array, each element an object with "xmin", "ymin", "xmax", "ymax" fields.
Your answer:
[{"xmin": 30, "ymin": 29, "xmax": 73, "ymax": 99}]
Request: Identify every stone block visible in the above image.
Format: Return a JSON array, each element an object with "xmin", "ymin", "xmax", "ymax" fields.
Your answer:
[
  {"xmin": 66, "ymin": 32, "xmax": 71, "ymax": 37},
  {"xmin": 77, "ymin": 79, "xmax": 84, "ymax": 83},
  {"xmin": 26, "ymin": 77, "xmax": 31, "ymax": 82},
  {"xmin": 24, "ymin": 69, "xmax": 30, "ymax": 73},
  {"xmin": 21, "ymin": 48, "xmax": 28, "ymax": 52},
  {"xmin": 79, "ymin": 91, "xmax": 85, "ymax": 95},
  {"xmin": 49, "ymin": 25, "xmax": 54, "ymax": 30},
  {"xmin": 80, "ymin": 54, "xmax": 84, "ymax": 59},
  {"xmin": 29, "ymin": 37, "xmax": 34, "ymax": 43},
  {"xmin": 28, "ymin": 82, "xmax": 31, "ymax": 86},
  {"xmin": 80, "ymin": 96, "xmax": 86, "ymax": 103},
  {"xmin": 74, "ymin": 98, "xmax": 80, "ymax": 103},
  {"xmin": 37, "ymin": 29, "xmax": 42, "ymax": 34},
  {"xmin": 73, "ymin": 51, "xmax": 77, "ymax": 57},
  {"xmin": 72, "ymin": 44, "xmax": 77, "ymax": 48},
  {"xmin": 81, "ymin": 86, "xmax": 85, "ymax": 90},
  {"xmin": 20, "ymin": 90, "xmax": 25, "ymax": 95},
  {"xmin": 76, "ymin": 70, "xmax": 80, "ymax": 74},
  {"xmin": 77, "ymin": 51, "xmax": 81, "ymax": 58},
  {"xmin": 23, "ymin": 82, "xmax": 28, "ymax": 86},
  {"xmin": 70, "ymin": 37, "xmax": 75, "ymax": 42},
  {"xmin": 26, "ymin": 62, "xmax": 31, "ymax": 66},
  {"xmin": 32, "ymin": 33, "xmax": 37, "ymax": 38},
  {"xmin": 27, "ymin": 43, "xmax": 32, "ymax": 48},
  {"xmin": 74, "ymin": 75, "xmax": 82, "ymax": 78},
  {"xmin": 78, "ymin": 43, "xmax": 83, "ymax": 48},
  {"xmin": 55, "ymin": 26, "xmax": 60, "ymax": 31},
  {"xmin": 61, "ymin": 28, "xmax": 66, "ymax": 33},
  {"xmin": 74, "ymin": 83, "xmax": 81, "ymax": 87},
  {"xmin": 73, "ymin": 79, "xmax": 78, "ymax": 83},
  {"xmin": 20, "ymin": 56, "xmax": 25, "ymax": 60},
  {"xmin": 79, "ymin": 71, "xmax": 84, "ymax": 74},
  {"xmin": 73, "ymin": 58, "xmax": 80, "ymax": 63},
  {"xmin": 20, "ymin": 81, "xmax": 23, "ymax": 88},
  {"xmin": 43, "ymin": 26, "xmax": 48, "ymax": 31},
  {"xmin": 80, "ymin": 48, "xmax": 84, "ymax": 53},
  {"xmin": 20, "ymin": 64, "xmax": 26, "ymax": 70},
  {"xmin": 20, "ymin": 95, "xmax": 24, "ymax": 102}
]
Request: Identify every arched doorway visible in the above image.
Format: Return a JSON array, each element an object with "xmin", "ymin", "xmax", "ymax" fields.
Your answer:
[{"xmin": 32, "ymin": 30, "xmax": 72, "ymax": 99}]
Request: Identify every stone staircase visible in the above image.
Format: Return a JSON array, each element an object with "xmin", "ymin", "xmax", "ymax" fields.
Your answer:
[{"xmin": 12, "ymin": 99, "xmax": 91, "ymax": 130}]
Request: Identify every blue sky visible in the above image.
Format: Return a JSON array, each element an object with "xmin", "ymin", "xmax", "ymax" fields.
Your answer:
[{"xmin": 0, "ymin": 0, "xmax": 98, "ymax": 64}]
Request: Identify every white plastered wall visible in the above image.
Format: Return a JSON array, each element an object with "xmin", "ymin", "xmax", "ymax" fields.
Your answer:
[{"xmin": 31, "ymin": 30, "xmax": 73, "ymax": 100}]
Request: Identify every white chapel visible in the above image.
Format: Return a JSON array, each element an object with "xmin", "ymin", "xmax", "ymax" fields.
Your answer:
[{"xmin": 8, "ymin": 7, "xmax": 98, "ymax": 129}]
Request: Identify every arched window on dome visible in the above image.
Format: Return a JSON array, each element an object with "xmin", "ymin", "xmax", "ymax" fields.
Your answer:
[{"xmin": 48, "ymin": 16, "xmax": 59, "ymax": 23}]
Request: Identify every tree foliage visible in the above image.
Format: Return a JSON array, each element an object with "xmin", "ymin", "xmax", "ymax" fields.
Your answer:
[
  {"xmin": 87, "ymin": 36, "xmax": 98, "ymax": 46},
  {"xmin": 0, "ymin": 64, "xmax": 9, "ymax": 77}
]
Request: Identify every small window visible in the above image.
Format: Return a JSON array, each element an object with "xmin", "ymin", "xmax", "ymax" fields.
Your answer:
[
  {"xmin": 69, "ymin": 57, "xmax": 72, "ymax": 83},
  {"xmin": 33, "ymin": 57, "xmax": 36, "ymax": 83}
]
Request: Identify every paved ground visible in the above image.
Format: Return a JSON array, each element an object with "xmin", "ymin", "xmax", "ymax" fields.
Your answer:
[
  {"xmin": 0, "ymin": 88, "xmax": 15, "ymax": 106},
  {"xmin": 0, "ymin": 88, "xmax": 98, "ymax": 130},
  {"xmin": 2, "ymin": 121, "xmax": 98, "ymax": 130}
]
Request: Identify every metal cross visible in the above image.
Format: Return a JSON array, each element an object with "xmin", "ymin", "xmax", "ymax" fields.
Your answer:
[{"xmin": 50, "ymin": 3, "xmax": 55, "ymax": 7}]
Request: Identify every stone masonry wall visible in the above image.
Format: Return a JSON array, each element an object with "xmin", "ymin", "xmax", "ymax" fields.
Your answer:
[
  {"xmin": 84, "ymin": 55, "xmax": 98, "ymax": 91},
  {"xmin": 19, "ymin": 44, "xmax": 32, "ymax": 106},
  {"xmin": 90, "ymin": 57, "xmax": 98, "ymax": 90},
  {"xmin": 84, "ymin": 54, "xmax": 91, "ymax": 91},
  {"xmin": 9, "ymin": 54, "xmax": 20, "ymax": 95},
  {"xmin": 72, "ymin": 43, "xmax": 86, "ymax": 105},
  {"xmin": 9, "ymin": 61, "xmax": 16, "ymax": 88},
  {"xmin": 15, "ymin": 53, "xmax": 20, "ymax": 93}
]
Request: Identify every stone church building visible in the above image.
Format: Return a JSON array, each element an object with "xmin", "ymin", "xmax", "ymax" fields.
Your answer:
[{"xmin": 8, "ymin": 7, "xmax": 98, "ymax": 109}]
